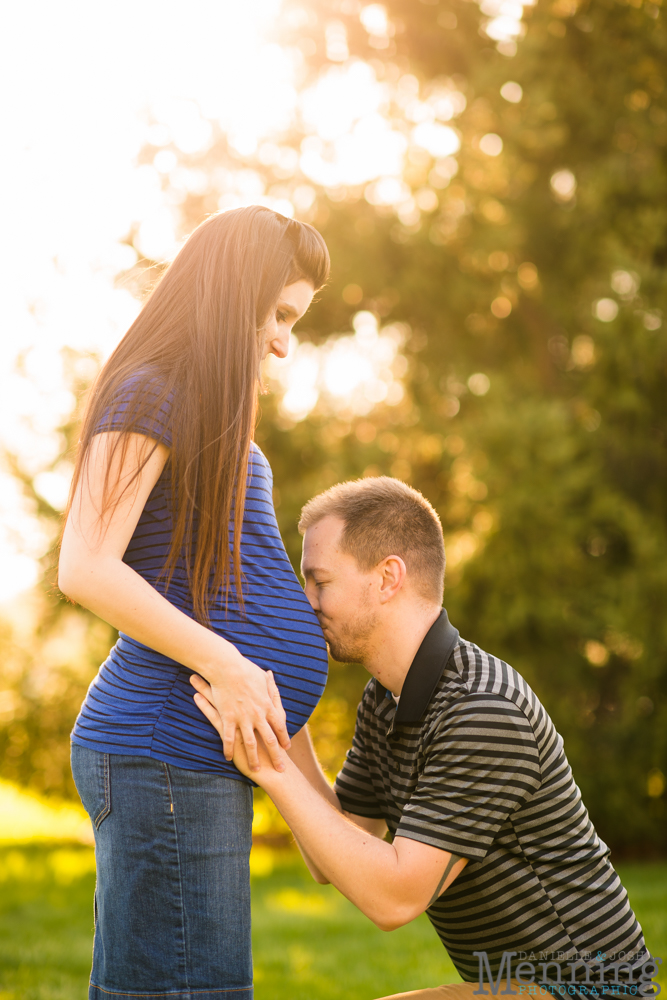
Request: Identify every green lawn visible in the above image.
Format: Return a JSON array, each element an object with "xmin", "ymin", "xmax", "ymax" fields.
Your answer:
[{"xmin": 0, "ymin": 844, "xmax": 664, "ymax": 1000}]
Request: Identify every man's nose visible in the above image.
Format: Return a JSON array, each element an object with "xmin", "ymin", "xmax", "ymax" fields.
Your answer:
[{"xmin": 304, "ymin": 581, "xmax": 319, "ymax": 610}]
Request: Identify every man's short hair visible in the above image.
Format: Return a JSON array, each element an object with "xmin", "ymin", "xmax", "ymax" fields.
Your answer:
[{"xmin": 298, "ymin": 476, "xmax": 445, "ymax": 604}]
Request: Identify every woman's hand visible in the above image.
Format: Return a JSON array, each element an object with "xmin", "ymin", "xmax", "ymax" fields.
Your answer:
[{"xmin": 191, "ymin": 669, "xmax": 289, "ymax": 774}]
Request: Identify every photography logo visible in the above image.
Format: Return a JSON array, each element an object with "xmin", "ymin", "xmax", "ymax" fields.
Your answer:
[{"xmin": 472, "ymin": 951, "xmax": 662, "ymax": 997}]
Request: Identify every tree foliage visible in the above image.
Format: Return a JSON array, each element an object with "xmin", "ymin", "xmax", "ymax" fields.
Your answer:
[{"xmin": 0, "ymin": 359, "xmax": 116, "ymax": 797}]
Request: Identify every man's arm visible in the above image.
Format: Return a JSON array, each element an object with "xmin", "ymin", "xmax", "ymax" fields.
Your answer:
[
  {"xmin": 287, "ymin": 727, "xmax": 388, "ymax": 884},
  {"xmin": 286, "ymin": 726, "xmax": 337, "ymax": 883},
  {"xmin": 192, "ymin": 677, "xmax": 467, "ymax": 930},
  {"xmin": 287, "ymin": 726, "xmax": 339, "ymax": 809}
]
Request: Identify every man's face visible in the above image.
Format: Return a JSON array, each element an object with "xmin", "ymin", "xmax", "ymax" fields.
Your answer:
[{"xmin": 301, "ymin": 516, "xmax": 379, "ymax": 664}]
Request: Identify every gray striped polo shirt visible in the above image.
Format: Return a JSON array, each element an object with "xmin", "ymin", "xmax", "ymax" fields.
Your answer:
[{"xmin": 335, "ymin": 611, "xmax": 647, "ymax": 986}]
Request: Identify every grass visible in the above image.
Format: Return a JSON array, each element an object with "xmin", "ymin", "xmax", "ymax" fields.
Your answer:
[
  {"xmin": 251, "ymin": 849, "xmax": 459, "ymax": 999},
  {"xmin": 0, "ymin": 845, "xmax": 96, "ymax": 1000},
  {"xmin": 0, "ymin": 844, "xmax": 664, "ymax": 1000}
]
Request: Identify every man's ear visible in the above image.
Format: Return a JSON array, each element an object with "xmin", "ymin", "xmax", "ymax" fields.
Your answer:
[{"xmin": 377, "ymin": 555, "xmax": 407, "ymax": 604}]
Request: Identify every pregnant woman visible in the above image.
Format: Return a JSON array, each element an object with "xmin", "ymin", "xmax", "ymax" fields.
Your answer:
[{"xmin": 59, "ymin": 206, "xmax": 330, "ymax": 1000}]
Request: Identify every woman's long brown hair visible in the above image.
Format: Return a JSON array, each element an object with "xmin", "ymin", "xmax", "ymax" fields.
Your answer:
[{"xmin": 67, "ymin": 206, "xmax": 330, "ymax": 623}]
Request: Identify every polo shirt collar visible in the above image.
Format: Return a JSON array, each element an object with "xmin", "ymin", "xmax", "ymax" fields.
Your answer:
[{"xmin": 373, "ymin": 609, "xmax": 460, "ymax": 724}]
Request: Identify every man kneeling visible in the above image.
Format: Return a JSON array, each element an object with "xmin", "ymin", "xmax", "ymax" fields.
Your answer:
[{"xmin": 192, "ymin": 477, "xmax": 650, "ymax": 1000}]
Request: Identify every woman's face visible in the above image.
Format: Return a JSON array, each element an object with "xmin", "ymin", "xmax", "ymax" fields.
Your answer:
[{"xmin": 261, "ymin": 279, "xmax": 315, "ymax": 360}]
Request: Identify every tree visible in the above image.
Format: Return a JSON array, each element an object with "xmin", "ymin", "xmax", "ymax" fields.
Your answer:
[
  {"xmin": 3, "ymin": 0, "xmax": 665, "ymax": 852},
  {"xmin": 139, "ymin": 0, "xmax": 665, "ymax": 850},
  {"xmin": 0, "ymin": 353, "xmax": 116, "ymax": 798}
]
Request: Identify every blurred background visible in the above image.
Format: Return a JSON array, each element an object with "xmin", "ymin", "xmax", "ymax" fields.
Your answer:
[
  {"xmin": 2, "ymin": 2, "xmax": 667, "ymax": 994},
  {"xmin": 1, "ymin": 0, "xmax": 666, "ymax": 874}
]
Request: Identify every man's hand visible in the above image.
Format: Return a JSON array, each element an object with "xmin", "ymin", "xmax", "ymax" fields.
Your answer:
[{"xmin": 191, "ymin": 670, "xmax": 289, "ymax": 775}]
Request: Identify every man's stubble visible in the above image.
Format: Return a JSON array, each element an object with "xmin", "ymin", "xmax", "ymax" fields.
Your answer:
[{"xmin": 319, "ymin": 595, "xmax": 379, "ymax": 665}]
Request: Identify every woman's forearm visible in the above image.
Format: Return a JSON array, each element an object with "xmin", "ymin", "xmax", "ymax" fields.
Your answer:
[
  {"xmin": 58, "ymin": 435, "xmax": 242, "ymax": 680},
  {"xmin": 60, "ymin": 553, "xmax": 243, "ymax": 679}
]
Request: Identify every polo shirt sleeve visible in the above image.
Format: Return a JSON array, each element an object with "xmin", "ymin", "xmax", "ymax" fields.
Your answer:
[
  {"xmin": 395, "ymin": 693, "xmax": 542, "ymax": 861},
  {"xmin": 93, "ymin": 373, "xmax": 173, "ymax": 448},
  {"xmin": 334, "ymin": 701, "xmax": 386, "ymax": 820}
]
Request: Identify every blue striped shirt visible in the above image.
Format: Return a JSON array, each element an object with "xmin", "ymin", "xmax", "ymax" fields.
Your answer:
[{"xmin": 71, "ymin": 380, "xmax": 328, "ymax": 781}]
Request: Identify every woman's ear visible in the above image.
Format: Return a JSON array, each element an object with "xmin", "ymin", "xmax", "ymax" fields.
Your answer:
[{"xmin": 377, "ymin": 555, "xmax": 407, "ymax": 604}]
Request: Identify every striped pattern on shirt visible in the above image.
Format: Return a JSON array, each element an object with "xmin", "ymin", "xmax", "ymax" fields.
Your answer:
[
  {"xmin": 71, "ymin": 378, "xmax": 328, "ymax": 781},
  {"xmin": 335, "ymin": 612, "xmax": 647, "ymax": 985}
]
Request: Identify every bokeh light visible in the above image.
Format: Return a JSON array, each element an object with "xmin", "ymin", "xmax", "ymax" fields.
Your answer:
[
  {"xmin": 0, "ymin": 0, "xmax": 583, "ymax": 600},
  {"xmin": 550, "ymin": 169, "xmax": 577, "ymax": 201},
  {"xmin": 500, "ymin": 81, "xmax": 523, "ymax": 103},
  {"xmin": 264, "ymin": 313, "xmax": 407, "ymax": 422},
  {"xmin": 594, "ymin": 298, "xmax": 619, "ymax": 322},
  {"xmin": 1, "ymin": 0, "xmax": 289, "ymax": 600}
]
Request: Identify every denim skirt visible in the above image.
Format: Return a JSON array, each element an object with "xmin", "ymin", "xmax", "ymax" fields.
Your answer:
[{"xmin": 71, "ymin": 743, "xmax": 253, "ymax": 999}]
